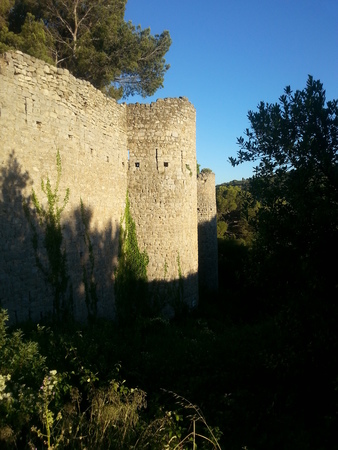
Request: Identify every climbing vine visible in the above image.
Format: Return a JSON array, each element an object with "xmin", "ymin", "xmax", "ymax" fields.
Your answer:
[{"xmin": 114, "ymin": 192, "xmax": 149, "ymax": 324}]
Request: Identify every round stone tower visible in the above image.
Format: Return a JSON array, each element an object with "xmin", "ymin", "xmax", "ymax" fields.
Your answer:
[
  {"xmin": 197, "ymin": 171, "xmax": 218, "ymax": 293},
  {"xmin": 126, "ymin": 98, "xmax": 198, "ymax": 308}
]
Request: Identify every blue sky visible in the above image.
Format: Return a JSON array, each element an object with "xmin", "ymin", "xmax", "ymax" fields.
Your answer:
[{"xmin": 124, "ymin": 0, "xmax": 338, "ymax": 184}]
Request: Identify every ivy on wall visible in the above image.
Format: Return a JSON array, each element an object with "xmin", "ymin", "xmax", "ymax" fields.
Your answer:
[{"xmin": 114, "ymin": 192, "xmax": 149, "ymax": 324}]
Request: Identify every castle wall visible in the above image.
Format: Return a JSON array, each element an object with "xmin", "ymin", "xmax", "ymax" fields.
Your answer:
[
  {"xmin": 0, "ymin": 51, "xmax": 216, "ymax": 322},
  {"xmin": 197, "ymin": 172, "xmax": 218, "ymax": 292},
  {"xmin": 127, "ymin": 99, "xmax": 199, "ymax": 307},
  {"xmin": 0, "ymin": 51, "xmax": 128, "ymax": 321}
]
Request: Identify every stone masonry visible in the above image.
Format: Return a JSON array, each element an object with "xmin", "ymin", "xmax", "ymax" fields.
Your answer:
[
  {"xmin": 0, "ymin": 51, "xmax": 217, "ymax": 323},
  {"xmin": 197, "ymin": 171, "xmax": 218, "ymax": 292}
]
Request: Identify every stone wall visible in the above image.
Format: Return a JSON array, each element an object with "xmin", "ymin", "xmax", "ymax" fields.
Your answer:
[
  {"xmin": 0, "ymin": 51, "xmax": 128, "ymax": 321},
  {"xmin": 127, "ymin": 99, "xmax": 198, "ymax": 308},
  {"xmin": 0, "ymin": 51, "xmax": 216, "ymax": 322},
  {"xmin": 197, "ymin": 171, "xmax": 218, "ymax": 292}
]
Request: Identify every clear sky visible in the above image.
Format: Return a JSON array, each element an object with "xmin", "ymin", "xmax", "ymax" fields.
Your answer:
[{"xmin": 124, "ymin": 0, "xmax": 338, "ymax": 185}]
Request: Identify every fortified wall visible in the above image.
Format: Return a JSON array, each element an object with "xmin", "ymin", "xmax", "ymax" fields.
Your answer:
[
  {"xmin": 197, "ymin": 171, "xmax": 218, "ymax": 292},
  {"xmin": 0, "ymin": 51, "xmax": 217, "ymax": 322},
  {"xmin": 127, "ymin": 100, "xmax": 198, "ymax": 305}
]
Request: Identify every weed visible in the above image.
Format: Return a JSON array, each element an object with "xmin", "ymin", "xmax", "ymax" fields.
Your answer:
[{"xmin": 23, "ymin": 150, "xmax": 71, "ymax": 322}]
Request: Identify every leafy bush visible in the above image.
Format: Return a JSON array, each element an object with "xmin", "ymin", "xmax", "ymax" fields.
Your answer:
[
  {"xmin": 0, "ymin": 309, "xmax": 46, "ymax": 448},
  {"xmin": 0, "ymin": 308, "xmax": 223, "ymax": 449}
]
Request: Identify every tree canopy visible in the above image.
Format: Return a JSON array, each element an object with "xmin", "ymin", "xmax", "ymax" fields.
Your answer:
[
  {"xmin": 216, "ymin": 183, "xmax": 259, "ymax": 244},
  {"xmin": 230, "ymin": 76, "xmax": 338, "ymax": 182},
  {"xmin": 230, "ymin": 75, "xmax": 338, "ymax": 303},
  {"xmin": 0, "ymin": 0, "xmax": 172, "ymax": 99}
]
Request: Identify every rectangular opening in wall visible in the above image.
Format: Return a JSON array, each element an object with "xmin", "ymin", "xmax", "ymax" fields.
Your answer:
[
  {"xmin": 164, "ymin": 162, "xmax": 169, "ymax": 167},
  {"xmin": 128, "ymin": 150, "xmax": 130, "ymax": 161},
  {"xmin": 135, "ymin": 162, "xmax": 140, "ymax": 168},
  {"xmin": 156, "ymin": 149, "xmax": 158, "ymax": 170}
]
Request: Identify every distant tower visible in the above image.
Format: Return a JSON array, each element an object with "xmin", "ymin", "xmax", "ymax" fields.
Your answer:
[{"xmin": 197, "ymin": 171, "xmax": 218, "ymax": 293}]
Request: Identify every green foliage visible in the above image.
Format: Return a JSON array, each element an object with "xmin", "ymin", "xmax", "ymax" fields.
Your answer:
[
  {"xmin": 84, "ymin": 380, "xmax": 147, "ymax": 449},
  {"xmin": 231, "ymin": 76, "xmax": 338, "ymax": 178},
  {"xmin": 135, "ymin": 391, "xmax": 222, "ymax": 449},
  {"xmin": 32, "ymin": 368, "xmax": 148, "ymax": 449},
  {"xmin": 1, "ymin": 286, "xmax": 338, "ymax": 450},
  {"xmin": 18, "ymin": 13, "xmax": 54, "ymax": 63},
  {"xmin": 23, "ymin": 150, "xmax": 71, "ymax": 322},
  {"xmin": 0, "ymin": 308, "xmax": 226, "ymax": 449},
  {"xmin": 80, "ymin": 199, "xmax": 98, "ymax": 323},
  {"xmin": 176, "ymin": 252, "xmax": 182, "ymax": 280},
  {"xmin": 0, "ymin": 311, "xmax": 46, "ymax": 383},
  {"xmin": 0, "ymin": 12, "xmax": 54, "ymax": 62},
  {"xmin": 162, "ymin": 391, "xmax": 223, "ymax": 450},
  {"xmin": 230, "ymin": 76, "xmax": 338, "ymax": 296},
  {"xmin": 114, "ymin": 192, "xmax": 149, "ymax": 324},
  {"xmin": 31, "ymin": 369, "xmax": 62, "ymax": 449},
  {"xmin": 217, "ymin": 238, "xmax": 250, "ymax": 299},
  {"xmin": 0, "ymin": 0, "xmax": 171, "ymax": 99},
  {"xmin": 216, "ymin": 184, "xmax": 259, "ymax": 244},
  {"xmin": 216, "ymin": 220, "xmax": 228, "ymax": 238},
  {"xmin": 0, "ymin": 309, "xmax": 46, "ymax": 447},
  {"xmin": 0, "ymin": 0, "xmax": 14, "ymax": 28},
  {"xmin": 224, "ymin": 76, "xmax": 338, "ymax": 449},
  {"xmin": 0, "ymin": 309, "xmax": 150, "ymax": 449}
]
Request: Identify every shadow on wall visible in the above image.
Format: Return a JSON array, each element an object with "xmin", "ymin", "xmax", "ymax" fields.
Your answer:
[
  {"xmin": 198, "ymin": 219, "xmax": 218, "ymax": 295},
  {"xmin": 0, "ymin": 151, "xmax": 119, "ymax": 323},
  {"xmin": 0, "ymin": 152, "xmax": 198, "ymax": 325},
  {"xmin": 0, "ymin": 152, "xmax": 39, "ymax": 323}
]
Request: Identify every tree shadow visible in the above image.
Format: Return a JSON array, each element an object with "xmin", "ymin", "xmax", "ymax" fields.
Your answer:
[
  {"xmin": 64, "ymin": 204, "xmax": 119, "ymax": 321},
  {"xmin": 0, "ymin": 152, "xmax": 201, "ymax": 325},
  {"xmin": 198, "ymin": 217, "xmax": 218, "ymax": 294},
  {"xmin": 0, "ymin": 152, "xmax": 120, "ymax": 323},
  {"xmin": 0, "ymin": 152, "xmax": 50, "ymax": 322}
]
